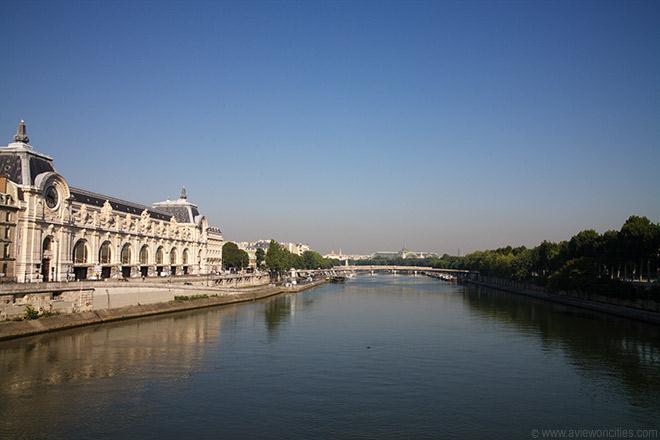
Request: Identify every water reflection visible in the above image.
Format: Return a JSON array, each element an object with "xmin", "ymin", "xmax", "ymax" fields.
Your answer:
[
  {"xmin": 264, "ymin": 295, "xmax": 293, "ymax": 334},
  {"xmin": 463, "ymin": 284, "xmax": 660, "ymax": 408},
  {"xmin": 0, "ymin": 311, "xmax": 221, "ymax": 417},
  {"xmin": 264, "ymin": 290, "xmax": 323, "ymax": 335}
]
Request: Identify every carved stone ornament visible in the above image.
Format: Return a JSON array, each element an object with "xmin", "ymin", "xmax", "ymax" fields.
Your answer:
[
  {"xmin": 139, "ymin": 209, "xmax": 152, "ymax": 234},
  {"xmin": 169, "ymin": 217, "xmax": 179, "ymax": 238},
  {"xmin": 122, "ymin": 215, "xmax": 133, "ymax": 231},
  {"xmin": 44, "ymin": 204, "xmax": 58, "ymax": 222},
  {"xmin": 100, "ymin": 200, "xmax": 113, "ymax": 227},
  {"xmin": 74, "ymin": 204, "xmax": 91, "ymax": 226}
]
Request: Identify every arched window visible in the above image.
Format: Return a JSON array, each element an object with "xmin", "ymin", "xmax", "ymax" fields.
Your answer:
[
  {"xmin": 156, "ymin": 246, "xmax": 164, "ymax": 264},
  {"xmin": 170, "ymin": 248, "xmax": 178, "ymax": 265},
  {"xmin": 99, "ymin": 241, "xmax": 112, "ymax": 264},
  {"xmin": 43, "ymin": 237, "xmax": 52, "ymax": 253},
  {"xmin": 121, "ymin": 244, "xmax": 132, "ymax": 265},
  {"xmin": 73, "ymin": 240, "xmax": 88, "ymax": 264},
  {"xmin": 182, "ymin": 249, "xmax": 189, "ymax": 265},
  {"xmin": 139, "ymin": 245, "xmax": 149, "ymax": 265}
]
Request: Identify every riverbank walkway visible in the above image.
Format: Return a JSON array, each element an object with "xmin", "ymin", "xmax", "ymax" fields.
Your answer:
[{"xmin": 0, "ymin": 278, "xmax": 327, "ymax": 341}]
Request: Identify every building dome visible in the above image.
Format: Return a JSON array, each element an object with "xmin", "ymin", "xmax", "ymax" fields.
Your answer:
[{"xmin": 0, "ymin": 120, "xmax": 55, "ymax": 187}]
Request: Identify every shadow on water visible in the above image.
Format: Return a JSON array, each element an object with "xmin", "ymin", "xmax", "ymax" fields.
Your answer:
[{"xmin": 463, "ymin": 284, "xmax": 660, "ymax": 408}]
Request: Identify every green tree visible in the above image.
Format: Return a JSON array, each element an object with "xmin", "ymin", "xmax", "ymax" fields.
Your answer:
[
  {"xmin": 256, "ymin": 248, "xmax": 265, "ymax": 267},
  {"xmin": 535, "ymin": 240, "xmax": 560, "ymax": 277},
  {"xmin": 302, "ymin": 251, "xmax": 327, "ymax": 269},
  {"xmin": 265, "ymin": 240, "xmax": 287, "ymax": 273},
  {"xmin": 568, "ymin": 230, "xmax": 601, "ymax": 260},
  {"xmin": 222, "ymin": 242, "xmax": 249, "ymax": 270},
  {"xmin": 620, "ymin": 216, "xmax": 658, "ymax": 279}
]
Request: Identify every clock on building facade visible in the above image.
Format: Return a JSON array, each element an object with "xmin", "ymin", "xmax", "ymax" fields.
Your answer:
[{"xmin": 45, "ymin": 185, "xmax": 59, "ymax": 209}]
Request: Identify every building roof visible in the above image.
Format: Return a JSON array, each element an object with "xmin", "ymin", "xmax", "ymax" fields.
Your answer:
[
  {"xmin": 69, "ymin": 187, "xmax": 173, "ymax": 221},
  {"xmin": 152, "ymin": 188, "xmax": 201, "ymax": 224},
  {"xmin": 152, "ymin": 204, "xmax": 199, "ymax": 223}
]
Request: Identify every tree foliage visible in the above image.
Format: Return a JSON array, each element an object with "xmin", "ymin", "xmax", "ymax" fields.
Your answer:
[
  {"xmin": 222, "ymin": 242, "xmax": 249, "ymax": 270},
  {"xmin": 354, "ymin": 215, "xmax": 660, "ymax": 296},
  {"xmin": 255, "ymin": 248, "xmax": 266, "ymax": 267},
  {"xmin": 264, "ymin": 240, "xmax": 337, "ymax": 273}
]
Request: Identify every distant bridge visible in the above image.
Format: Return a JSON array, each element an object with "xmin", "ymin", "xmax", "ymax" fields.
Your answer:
[
  {"xmin": 333, "ymin": 265, "xmax": 470, "ymax": 274},
  {"xmin": 294, "ymin": 265, "xmax": 478, "ymax": 281}
]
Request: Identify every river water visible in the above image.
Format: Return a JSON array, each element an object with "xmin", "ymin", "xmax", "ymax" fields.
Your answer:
[{"xmin": 1, "ymin": 275, "xmax": 659, "ymax": 439}]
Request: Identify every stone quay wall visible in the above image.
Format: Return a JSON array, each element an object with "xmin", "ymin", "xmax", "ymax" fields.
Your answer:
[
  {"xmin": 466, "ymin": 278, "xmax": 660, "ymax": 325},
  {"xmin": 0, "ymin": 273, "xmax": 270, "ymax": 321},
  {"xmin": 0, "ymin": 279, "xmax": 327, "ymax": 341}
]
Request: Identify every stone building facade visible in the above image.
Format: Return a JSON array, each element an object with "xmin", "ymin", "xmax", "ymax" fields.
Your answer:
[
  {"xmin": 1, "ymin": 121, "xmax": 223, "ymax": 282},
  {"xmin": 206, "ymin": 227, "xmax": 224, "ymax": 273},
  {"xmin": 0, "ymin": 176, "xmax": 19, "ymax": 282}
]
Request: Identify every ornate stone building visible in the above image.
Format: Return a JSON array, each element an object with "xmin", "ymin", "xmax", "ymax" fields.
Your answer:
[
  {"xmin": 0, "ymin": 121, "xmax": 223, "ymax": 282},
  {"xmin": 0, "ymin": 176, "xmax": 19, "ymax": 282}
]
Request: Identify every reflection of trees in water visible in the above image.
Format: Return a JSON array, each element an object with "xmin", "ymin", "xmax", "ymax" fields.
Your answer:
[
  {"xmin": 264, "ymin": 295, "xmax": 293, "ymax": 334},
  {"xmin": 0, "ymin": 309, "xmax": 223, "ymax": 397},
  {"xmin": 463, "ymin": 285, "xmax": 660, "ymax": 407},
  {"xmin": 263, "ymin": 291, "xmax": 322, "ymax": 335}
]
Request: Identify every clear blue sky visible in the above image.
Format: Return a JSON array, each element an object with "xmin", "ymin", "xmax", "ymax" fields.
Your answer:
[{"xmin": 1, "ymin": 0, "xmax": 658, "ymax": 254}]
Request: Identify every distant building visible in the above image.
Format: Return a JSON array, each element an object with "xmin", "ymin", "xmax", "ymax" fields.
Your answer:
[
  {"xmin": 323, "ymin": 250, "xmax": 370, "ymax": 261},
  {"xmin": 237, "ymin": 240, "xmax": 311, "ymax": 256},
  {"xmin": 244, "ymin": 248, "xmax": 257, "ymax": 269},
  {"xmin": 283, "ymin": 242, "xmax": 310, "ymax": 256},
  {"xmin": 236, "ymin": 240, "xmax": 270, "ymax": 252},
  {"xmin": 206, "ymin": 227, "xmax": 224, "ymax": 273},
  {"xmin": 235, "ymin": 242, "xmax": 261, "ymax": 269},
  {"xmin": 369, "ymin": 249, "xmax": 439, "ymax": 260},
  {"xmin": 372, "ymin": 251, "xmax": 401, "ymax": 259}
]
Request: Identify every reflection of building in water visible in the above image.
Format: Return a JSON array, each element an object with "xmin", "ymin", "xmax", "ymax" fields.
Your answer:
[
  {"xmin": 0, "ymin": 309, "xmax": 223, "ymax": 399},
  {"xmin": 0, "ymin": 121, "xmax": 224, "ymax": 282}
]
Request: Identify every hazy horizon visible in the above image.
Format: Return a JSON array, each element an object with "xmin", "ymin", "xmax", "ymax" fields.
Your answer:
[{"xmin": 2, "ymin": 1, "xmax": 658, "ymax": 255}]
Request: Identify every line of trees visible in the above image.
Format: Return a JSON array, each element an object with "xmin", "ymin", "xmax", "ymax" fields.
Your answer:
[
  {"xmin": 265, "ymin": 240, "xmax": 338, "ymax": 273},
  {"xmin": 445, "ymin": 215, "xmax": 659, "ymax": 282},
  {"xmin": 222, "ymin": 240, "xmax": 339, "ymax": 273},
  {"xmin": 353, "ymin": 216, "xmax": 660, "ymax": 297}
]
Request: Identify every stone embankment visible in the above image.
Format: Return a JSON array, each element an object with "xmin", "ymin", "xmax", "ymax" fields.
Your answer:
[
  {"xmin": 0, "ymin": 273, "xmax": 271, "ymax": 320},
  {"xmin": 0, "ymin": 278, "xmax": 327, "ymax": 341},
  {"xmin": 466, "ymin": 278, "xmax": 660, "ymax": 325}
]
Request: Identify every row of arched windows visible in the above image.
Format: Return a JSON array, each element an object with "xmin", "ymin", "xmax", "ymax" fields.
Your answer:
[{"xmin": 72, "ymin": 240, "xmax": 190, "ymax": 265}]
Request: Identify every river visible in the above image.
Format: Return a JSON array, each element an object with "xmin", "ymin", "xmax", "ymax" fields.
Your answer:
[{"xmin": 1, "ymin": 275, "xmax": 659, "ymax": 439}]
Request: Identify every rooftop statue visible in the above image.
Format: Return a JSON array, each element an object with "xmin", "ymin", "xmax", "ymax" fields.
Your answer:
[{"xmin": 13, "ymin": 120, "xmax": 29, "ymax": 144}]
